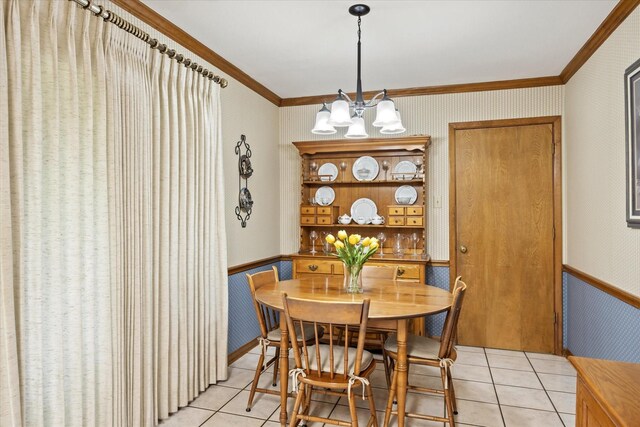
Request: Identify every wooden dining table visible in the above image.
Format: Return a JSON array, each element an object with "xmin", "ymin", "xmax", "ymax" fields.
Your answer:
[{"xmin": 254, "ymin": 275, "xmax": 454, "ymax": 427}]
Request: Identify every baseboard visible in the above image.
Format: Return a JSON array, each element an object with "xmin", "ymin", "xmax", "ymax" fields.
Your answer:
[{"xmin": 228, "ymin": 337, "xmax": 259, "ymax": 365}]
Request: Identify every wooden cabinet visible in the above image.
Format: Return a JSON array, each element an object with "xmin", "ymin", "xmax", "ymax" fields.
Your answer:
[
  {"xmin": 569, "ymin": 356, "xmax": 640, "ymax": 427},
  {"xmin": 293, "ymin": 137, "xmax": 431, "ymax": 256},
  {"xmin": 292, "ymin": 255, "xmax": 426, "ymax": 282}
]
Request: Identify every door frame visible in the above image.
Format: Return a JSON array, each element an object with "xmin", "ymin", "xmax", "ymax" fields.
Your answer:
[{"xmin": 448, "ymin": 116, "xmax": 563, "ymax": 354}]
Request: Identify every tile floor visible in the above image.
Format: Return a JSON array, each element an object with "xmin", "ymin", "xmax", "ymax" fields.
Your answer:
[{"xmin": 159, "ymin": 344, "xmax": 577, "ymax": 427}]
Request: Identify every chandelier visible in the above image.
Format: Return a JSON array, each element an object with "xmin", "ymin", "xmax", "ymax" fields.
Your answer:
[{"xmin": 311, "ymin": 4, "xmax": 405, "ymax": 138}]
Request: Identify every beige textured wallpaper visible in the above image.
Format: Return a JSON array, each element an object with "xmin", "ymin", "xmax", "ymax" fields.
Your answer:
[
  {"xmin": 105, "ymin": 1, "xmax": 281, "ymax": 267},
  {"xmin": 565, "ymin": 8, "xmax": 640, "ymax": 296},
  {"xmin": 279, "ymin": 87, "xmax": 564, "ymax": 259}
]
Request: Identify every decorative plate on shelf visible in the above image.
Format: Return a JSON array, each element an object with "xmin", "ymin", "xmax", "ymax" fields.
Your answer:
[
  {"xmin": 315, "ymin": 186, "xmax": 335, "ymax": 206},
  {"xmin": 317, "ymin": 162, "xmax": 338, "ymax": 181},
  {"xmin": 352, "ymin": 156, "xmax": 379, "ymax": 181},
  {"xmin": 350, "ymin": 198, "xmax": 378, "ymax": 222},
  {"xmin": 395, "ymin": 185, "xmax": 418, "ymax": 205},
  {"xmin": 393, "ymin": 160, "xmax": 418, "ymax": 180}
]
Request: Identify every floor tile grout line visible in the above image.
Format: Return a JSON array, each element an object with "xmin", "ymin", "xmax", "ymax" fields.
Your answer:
[
  {"xmin": 483, "ymin": 347, "xmax": 507, "ymax": 427},
  {"xmin": 488, "ymin": 364, "xmax": 577, "ymax": 378},
  {"xmin": 524, "ymin": 352, "xmax": 567, "ymax": 426},
  {"xmin": 490, "ymin": 381, "xmax": 576, "ymax": 394},
  {"xmin": 190, "ymin": 383, "xmax": 243, "ymax": 414},
  {"xmin": 197, "ymin": 409, "xmax": 216, "ymax": 427}
]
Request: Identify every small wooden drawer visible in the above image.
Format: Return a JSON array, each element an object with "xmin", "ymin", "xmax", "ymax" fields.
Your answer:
[
  {"xmin": 395, "ymin": 264, "xmax": 421, "ymax": 280},
  {"xmin": 301, "ymin": 215, "xmax": 315, "ymax": 225},
  {"xmin": 388, "ymin": 206, "xmax": 405, "ymax": 216},
  {"xmin": 388, "ymin": 216, "xmax": 405, "ymax": 226},
  {"xmin": 316, "ymin": 216, "xmax": 331, "ymax": 225},
  {"xmin": 295, "ymin": 259, "xmax": 333, "ymax": 275},
  {"xmin": 300, "ymin": 206, "xmax": 315, "ymax": 215},
  {"xmin": 316, "ymin": 207, "xmax": 331, "ymax": 215},
  {"xmin": 406, "ymin": 206, "xmax": 423, "ymax": 216},
  {"xmin": 406, "ymin": 217, "xmax": 423, "ymax": 226}
]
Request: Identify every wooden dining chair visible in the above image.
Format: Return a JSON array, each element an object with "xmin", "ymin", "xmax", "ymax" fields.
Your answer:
[
  {"xmin": 282, "ymin": 293, "xmax": 378, "ymax": 427},
  {"xmin": 383, "ymin": 276, "xmax": 468, "ymax": 426},
  {"xmin": 245, "ymin": 267, "xmax": 318, "ymax": 412},
  {"xmin": 360, "ymin": 264, "xmax": 398, "ymax": 387}
]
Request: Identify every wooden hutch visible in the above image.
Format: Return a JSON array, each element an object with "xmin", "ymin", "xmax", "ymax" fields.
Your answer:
[{"xmin": 291, "ymin": 136, "xmax": 431, "ymax": 334}]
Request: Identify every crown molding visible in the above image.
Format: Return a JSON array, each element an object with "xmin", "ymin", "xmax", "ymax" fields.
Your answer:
[
  {"xmin": 113, "ymin": 0, "xmax": 638, "ymax": 106},
  {"xmin": 560, "ymin": 0, "xmax": 640, "ymax": 83},
  {"xmin": 109, "ymin": 0, "xmax": 282, "ymax": 106},
  {"xmin": 279, "ymin": 76, "xmax": 563, "ymax": 107}
]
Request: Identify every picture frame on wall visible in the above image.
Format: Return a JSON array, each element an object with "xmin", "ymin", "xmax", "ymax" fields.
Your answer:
[{"xmin": 625, "ymin": 58, "xmax": 640, "ymax": 228}]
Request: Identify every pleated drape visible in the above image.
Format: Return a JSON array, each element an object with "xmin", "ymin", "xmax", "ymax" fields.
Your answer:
[{"xmin": 0, "ymin": 1, "xmax": 228, "ymax": 426}]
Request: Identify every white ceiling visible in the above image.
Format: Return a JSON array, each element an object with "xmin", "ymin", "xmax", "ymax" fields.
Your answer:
[{"xmin": 141, "ymin": 0, "xmax": 617, "ymax": 99}]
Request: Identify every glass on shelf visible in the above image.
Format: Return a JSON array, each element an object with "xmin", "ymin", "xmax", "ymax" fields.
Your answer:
[
  {"xmin": 308, "ymin": 161, "xmax": 318, "ymax": 181},
  {"xmin": 410, "ymin": 232, "xmax": 420, "ymax": 258},
  {"xmin": 321, "ymin": 231, "xmax": 332, "ymax": 255},
  {"xmin": 392, "ymin": 233, "xmax": 406, "ymax": 258},
  {"xmin": 382, "ymin": 160, "xmax": 390, "ymax": 181},
  {"xmin": 339, "ymin": 161, "xmax": 348, "ymax": 181},
  {"xmin": 309, "ymin": 230, "xmax": 318, "ymax": 254}
]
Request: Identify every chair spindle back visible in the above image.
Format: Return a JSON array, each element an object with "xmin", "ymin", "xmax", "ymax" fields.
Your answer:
[
  {"xmin": 438, "ymin": 276, "xmax": 467, "ymax": 359},
  {"xmin": 281, "ymin": 293, "xmax": 371, "ymax": 380},
  {"xmin": 246, "ymin": 267, "xmax": 280, "ymax": 338}
]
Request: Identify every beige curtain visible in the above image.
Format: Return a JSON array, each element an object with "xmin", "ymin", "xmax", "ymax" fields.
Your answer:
[{"xmin": 0, "ymin": 1, "xmax": 228, "ymax": 426}]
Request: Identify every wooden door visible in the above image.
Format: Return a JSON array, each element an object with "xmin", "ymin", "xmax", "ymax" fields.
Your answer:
[{"xmin": 449, "ymin": 118, "xmax": 561, "ymax": 353}]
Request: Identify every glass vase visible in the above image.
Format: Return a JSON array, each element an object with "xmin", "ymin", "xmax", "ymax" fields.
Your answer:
[{"xmin": 343, "ymin": 263, "xmax": 363, "ymax": 294}]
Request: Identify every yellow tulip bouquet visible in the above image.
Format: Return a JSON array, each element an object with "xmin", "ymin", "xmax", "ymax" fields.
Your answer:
[{"xmin": 325, "ymin": 230, "xmax": 379, "ymax": 293}]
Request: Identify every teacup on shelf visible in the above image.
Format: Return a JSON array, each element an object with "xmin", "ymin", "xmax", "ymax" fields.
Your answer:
[
  {"xmin": 397, "ymin": 197, "xmax": 412, "ymax": 205},
  {"xmin": 371, "ymin": 215, "xmax": 385, "ymax": 225},
  {"xmin": 354, "ymin": 216, "xmax": 370, "ymax": 225}
]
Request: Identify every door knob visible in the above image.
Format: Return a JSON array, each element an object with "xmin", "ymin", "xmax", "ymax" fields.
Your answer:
[{"xmin": 459, "ymin": 245, "xmax": 468, "ymax": 254}]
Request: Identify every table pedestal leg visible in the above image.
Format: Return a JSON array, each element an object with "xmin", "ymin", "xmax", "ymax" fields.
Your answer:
[
  {"xmin": 279, "ymin": 315, "xmax": 289, "ymax": 426},
  {"xmin": 396, "ymin": 319, "xmax": 408, "ymax": 427}
]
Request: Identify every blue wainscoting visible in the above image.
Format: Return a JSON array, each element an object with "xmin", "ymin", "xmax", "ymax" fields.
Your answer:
[
  {"xmin": 563, "ymin": 272, "xmax": 640, "ymax": 363},
  {"xmin": 425, "ymin": 266, "xmax": 450, "ymax": 337},
  {"xmin": 227, "ymin": 260, "xmax": 293, "ymax": 355}
]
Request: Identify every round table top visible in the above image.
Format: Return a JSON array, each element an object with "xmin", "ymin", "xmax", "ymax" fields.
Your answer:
[{"xmin": 255, "ymin": 276, "xmax": 453, "ymax": 320}]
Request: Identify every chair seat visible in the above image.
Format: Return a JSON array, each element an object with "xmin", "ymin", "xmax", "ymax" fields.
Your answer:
[
  {"xmin": 302, "ymin": 344, "xmax": 374, "ymax": 375},
  {"xmin": 384, "ymin": 334, "xmax": 446, "ymax": 360},
  {"xmin": 267, "ymin": 323, "xmax": 316, "ymax": 343}
]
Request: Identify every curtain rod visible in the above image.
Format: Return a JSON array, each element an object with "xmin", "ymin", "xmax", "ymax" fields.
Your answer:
[{"xmin": 69, "ymin": 0, "xmax": 228, "ymax": 88}]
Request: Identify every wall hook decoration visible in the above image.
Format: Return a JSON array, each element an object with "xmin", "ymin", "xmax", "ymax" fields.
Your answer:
[{"xmin": 235, "ymin": 135, "xmax": 253, "ymax": 227}]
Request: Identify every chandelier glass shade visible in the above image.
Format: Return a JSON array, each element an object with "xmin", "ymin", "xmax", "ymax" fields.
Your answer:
[{"xmin": 311, "ymin": 4, "xmax": 405, "ymax": 137}]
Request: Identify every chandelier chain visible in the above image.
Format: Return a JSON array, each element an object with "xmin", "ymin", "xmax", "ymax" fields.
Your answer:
[{"xmin": 311, "ymin": 4, "xmax": 405, "ymax": 137}]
